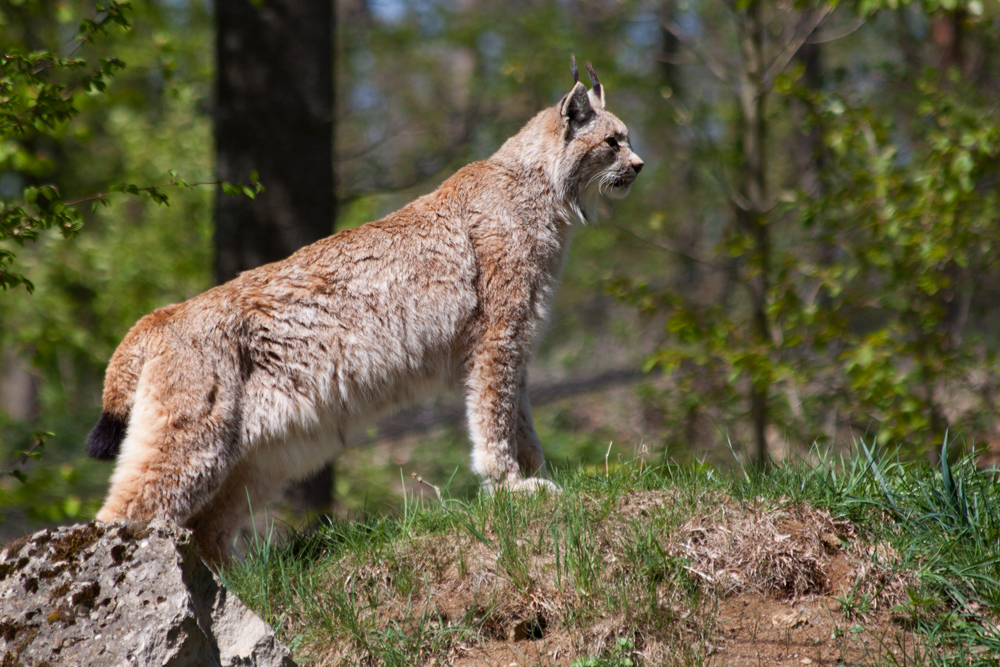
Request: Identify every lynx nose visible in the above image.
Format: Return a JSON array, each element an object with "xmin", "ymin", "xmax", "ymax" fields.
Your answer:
[{"xmin": 631, "ymin": 156, "xmax": 644, "ymax": 174}]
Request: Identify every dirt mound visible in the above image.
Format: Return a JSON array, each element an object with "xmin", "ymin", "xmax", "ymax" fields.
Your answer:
[{"xmin": 276, "ymin": 494, "xmax": 926, "ymax": 665}]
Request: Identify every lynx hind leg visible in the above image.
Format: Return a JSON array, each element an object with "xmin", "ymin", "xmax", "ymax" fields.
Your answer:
[
  {"xmin": 513, "ymin": 371, "xmax": 558, "ymax": 494},
  {"xmin": 185, "ymin": 450, "xmax": 289, "ymax": 566},
  {"xmin": 95, "ymin": 354, "xmax": 241, "ymax": 528},
  {"xmin": 515, "ymin": 378, "xmax": 549, "ymax": 480},
  {"xmin": 186, "ymin": 432, "xmax": 340, "ymax": 565}
]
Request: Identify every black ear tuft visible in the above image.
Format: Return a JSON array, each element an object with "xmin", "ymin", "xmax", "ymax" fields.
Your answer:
[
  {"xmin": 570, "ymin": 55, "xmax": 580, "ymax": 85},
  {"xmin": 560, "ymin": 82, "xmax": 595, "ymax": 139},
  {"xmin": 586, "ymin": 61, "xmax": 605, "ymax": 109}
]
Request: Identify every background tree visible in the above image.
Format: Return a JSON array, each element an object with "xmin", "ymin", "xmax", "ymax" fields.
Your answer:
[
  {"xmin": 630, "ymin": 0, "xmax": 838, "ymax": 468},
  {"xmin": 214, "ymin": 0, "xmax": 335, "ymax": 514},
  {"xmin": 615, "ymin": 0, "xmax": 1000, "ymax": 464}
]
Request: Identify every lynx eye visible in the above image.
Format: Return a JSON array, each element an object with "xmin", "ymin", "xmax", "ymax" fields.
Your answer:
[{"xmin": 606, "ymin": 137, "xmax": 619, "ymax": 151}]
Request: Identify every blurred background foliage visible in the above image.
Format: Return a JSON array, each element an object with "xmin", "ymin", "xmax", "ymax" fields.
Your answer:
[{"xmin": 2, "ymin": 0, "xmax": 1000, "ymax": 529}]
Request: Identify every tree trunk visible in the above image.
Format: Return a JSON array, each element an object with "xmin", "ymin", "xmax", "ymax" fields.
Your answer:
[
  {"xmin": 792, "ymin": 39, "xmax": 823, "ymax": 195},
  {"xmin": 214, "ymin": 0, "xmax": 335, "ymax": 515},
  {"xmin": 930, "ymin": 10, "xmax": 968, "ymax": 76},
  {"xmin": 659, "ymin": 1, "xmax": 683, "ymax": 98},
  {"xmin": 214, "ymin": 0, "xmax": 334, "ymax": 278},
  {"xmin": 0, "ymin": 350, "xmax": 39, "ymax": 422},
  {"xmin": 737, "ymin": 0, "xmax": 772, "ymax": 470}
]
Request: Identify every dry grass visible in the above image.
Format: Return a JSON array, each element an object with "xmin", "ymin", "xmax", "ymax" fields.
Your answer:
[{"xmin": 671, "ymin": 498, "xmax": 915, "ymax": 608}]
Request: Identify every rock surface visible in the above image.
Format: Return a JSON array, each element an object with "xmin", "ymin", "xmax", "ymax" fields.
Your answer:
[{"xmin": 0, "ymin": 519, "xmax": 295, "ymax": 667}]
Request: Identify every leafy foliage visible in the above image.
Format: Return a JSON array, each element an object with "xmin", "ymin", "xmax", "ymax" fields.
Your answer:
[
  {"xmin": 0, "ymin": 433, "xmax": 46, "ymax": 485},
  {"xmin": 0, "ymin": 1, "xmax": 261, "ymax": 293},
  {"xmin": 803, "ymin": 74, "xmax": 1000, "ymax": 447},
  {"xmin": 0, "ymin": 2, "xmax": 131, "ymax": 291}
]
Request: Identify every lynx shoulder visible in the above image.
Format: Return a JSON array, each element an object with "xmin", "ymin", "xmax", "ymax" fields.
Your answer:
[{"xmin": 87, "ymin": 59, "xmax": 643, "ymax": 563}]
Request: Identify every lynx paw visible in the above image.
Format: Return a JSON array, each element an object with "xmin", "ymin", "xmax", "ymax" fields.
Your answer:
[{"xmin": 500, "ymin": 477, "xmax": 561, "ymax": 495}]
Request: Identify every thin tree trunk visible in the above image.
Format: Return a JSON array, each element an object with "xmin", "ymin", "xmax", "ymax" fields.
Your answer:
[
  {"xmin": 0, "ymin": 350, "xmax": 39, "ymax": 422},
  {"xmin": 737, "ymin": 0, "xmax": 772, "ymax": 469},
  {"xmin": 930, "ymin": 10, "xmax": 968, "ymax": 76},
  {"xmin": 659, "ymin": 1, "xmax": 683, "ymax": 98},
  {"xmin": 214, "ymin": 0, "xmax": 335, "ymax": 514},
  {"xmin": 793, "ymin": 40, "xmax": 823, "ymax": 195}
]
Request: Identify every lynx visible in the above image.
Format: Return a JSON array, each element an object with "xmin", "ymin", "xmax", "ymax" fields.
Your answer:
[{"xmin": 87, "ymin": 59, "xmax": 643, "ymax": 563}]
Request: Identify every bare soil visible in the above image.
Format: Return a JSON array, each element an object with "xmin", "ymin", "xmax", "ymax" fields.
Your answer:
[{"xmin": 710, "ymin": 595, "xmax": 918, "ymax": 667}]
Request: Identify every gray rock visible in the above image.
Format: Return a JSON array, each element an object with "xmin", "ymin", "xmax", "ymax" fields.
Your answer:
[{"xmin": 0, "ymin": 519, "xmax": 295, "ymax": 667}]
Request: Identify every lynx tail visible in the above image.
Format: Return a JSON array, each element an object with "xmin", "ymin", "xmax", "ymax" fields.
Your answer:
[{"xmin": 86, "ymin": 411, "xmax": 128, "ymax": 460}]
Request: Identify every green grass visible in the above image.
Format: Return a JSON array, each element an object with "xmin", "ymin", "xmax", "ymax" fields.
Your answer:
[{"xmin": 221, "ymin": 442, "xmax": 1000, "ymax": 666}]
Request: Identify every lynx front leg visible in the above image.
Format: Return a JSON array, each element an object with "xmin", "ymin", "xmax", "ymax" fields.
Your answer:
[{"xmin": 466, "ymin": 339, "xmax": 556, "ymax": 494}]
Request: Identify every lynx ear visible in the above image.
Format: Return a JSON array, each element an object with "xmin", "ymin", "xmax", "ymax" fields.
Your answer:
[
  {"xmin": 585, "ymin": 61, "xmax": 605, "ymax": 109},
  {"xmin": 560, "ymin": 82, "xmax": 594, "ymax": 139}
]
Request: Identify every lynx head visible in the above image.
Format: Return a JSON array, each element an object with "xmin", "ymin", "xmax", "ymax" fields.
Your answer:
[
  {"xmin": 555, "ymin": 57, "xmax": 643, "ymax": 220},
  {"xmin": 494, "ymin": 57, "xmax": 643, "ymax": 223}
]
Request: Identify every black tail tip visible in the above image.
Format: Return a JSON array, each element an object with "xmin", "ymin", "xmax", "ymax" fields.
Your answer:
[{"xmin": 86, "ymin": 411, "xmax": 127, "ymax": 461}]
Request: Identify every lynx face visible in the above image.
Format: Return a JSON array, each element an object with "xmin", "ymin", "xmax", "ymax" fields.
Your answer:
[{"xmin": 581, "ymin": 118, "xmax": 641, "ymax": 201}]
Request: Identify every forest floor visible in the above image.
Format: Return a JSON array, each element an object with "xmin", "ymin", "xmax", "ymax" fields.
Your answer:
[{"xmin": 221, "ymin": 452, "xmax": 1000, "ymax": 666}]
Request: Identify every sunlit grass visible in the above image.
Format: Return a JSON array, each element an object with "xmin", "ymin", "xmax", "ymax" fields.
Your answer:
[{"xmin": 221, "ymin": 443, "xmax": 1000, "ymax": 666}]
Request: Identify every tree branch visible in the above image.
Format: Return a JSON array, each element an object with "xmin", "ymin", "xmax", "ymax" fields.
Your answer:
[
  {"xmin": 662, "ymin": 20, "xmax": 737, "ymax": 90},
  {"xmin": 652, "ymin": 51, "xmax": 695, "ymax": 66},
  {"xmin": 62, "ymin": 179, "xmax": 224, "ymax": 208},
  {"xmin": 607, "ymin": 221, "xmax": 720, "ymax": 269},
  {"xmin": 765, "ymin": 4, "xmax": 834, "ymax": 84},
  {"xmin": 809, "ymin": 15, "xmax": 866, "ymax": 44},
  {"xmin": 338, "ymin": 103, "xmax": 482, "ymax": 207}
]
